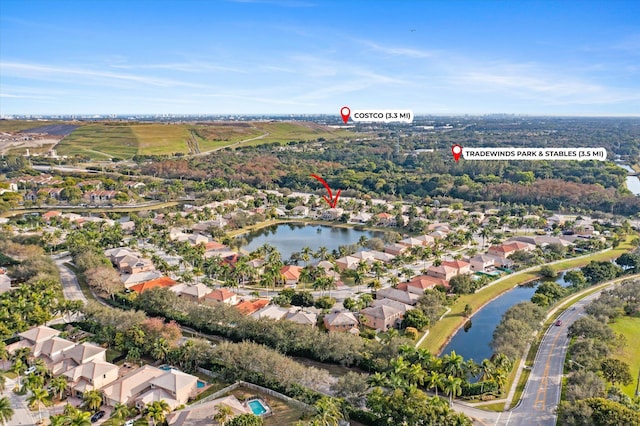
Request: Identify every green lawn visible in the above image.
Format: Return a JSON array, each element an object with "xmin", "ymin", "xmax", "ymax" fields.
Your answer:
[
  {"xmin": 421, "ymin": 235, "xmax": 636, "ymax": 354},
  {"xmin": 131, "ymin": 124, "xmax": 190, "ymax": 155},
  {"xmin": 608, "ymin": 315, "xmax": 640, "ymax": 397},
  {"xmin": 238, "ymin": 121, "xmax": 354, "ymax": 146},
  {"xmin": 56, "ymin": 124, "xmax": 138, "ymax": 160}
]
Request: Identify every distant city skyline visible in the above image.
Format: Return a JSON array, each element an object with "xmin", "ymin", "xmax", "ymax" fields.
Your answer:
[{"xmin": 1, "ymin": 0, "xmax": 639, "ymax": 116}]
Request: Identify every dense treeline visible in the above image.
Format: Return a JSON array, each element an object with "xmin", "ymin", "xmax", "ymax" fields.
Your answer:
[
  {"xmin": 134, "ymin": 287, "xmax": 407, "ymax": 370},
  {"xmin": 0, "ymin": 233, "xmax": 70, "ymax": 339},
  {"xmin": 133, "ymin": 118, "xmax": 640, "ymax": 215},
  {"xmin": 558, "ymin": 280, "xmax": 640, "ymax": 425}
]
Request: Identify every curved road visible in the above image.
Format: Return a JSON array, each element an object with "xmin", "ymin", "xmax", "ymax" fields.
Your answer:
[{"xmin": 452, "ymin": 277, "xmax": 632, "ymax": 425}]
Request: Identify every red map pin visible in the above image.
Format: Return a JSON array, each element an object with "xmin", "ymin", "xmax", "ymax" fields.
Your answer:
[
  {"xmin": 452, "ymin": 144, "xmax": 463, "ymax": 162},
  {"xmin": 340, "ymin": 106, "xmax": 351, "ymax": 124}
]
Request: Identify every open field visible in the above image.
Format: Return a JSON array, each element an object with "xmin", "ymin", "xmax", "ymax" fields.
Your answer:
[
  {"xmin": 421, "ymin": 235, "xmax": 636, "ymax": 354},
  {"xmin": 131, "ymin": 124, "xmax": 191, "ymax": 154},
  {"xmin": 46, "ymin": 121, "xmax": 354, "ymax": 159},
  {"xmin": 239, "ymin": 121, "xmax": 353, "ymax": 146},
  {"xmin": 608, "ymin": 315, "xmax": 640, "ymax": 397},
  {"xmin": 56, "ymin": 124, "xmax": 138, "ymax": 160}
]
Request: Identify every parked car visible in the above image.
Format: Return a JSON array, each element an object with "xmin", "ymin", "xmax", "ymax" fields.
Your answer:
[
  {"xmin": 90, "ymin": 411, "xmax": 105, "ymax": 423},
  {"xmin": 25, "ymin": 366, "xmax": 37, "ymax": 375},
  {"xmin": 124, "ymin": 421, "xmax": 134, "ymax": 426},
  {"xmin": 555, "ymin": 319, "xmax": 562, "ymax": 326}
]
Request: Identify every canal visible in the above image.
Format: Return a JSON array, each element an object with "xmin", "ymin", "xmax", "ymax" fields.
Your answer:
[
  {"xmin": 619, "ymin": 164, "xmax": 640, "ymax": 196},
  {"xmin": 440, "ymin": 272, "xmax": 572, "ymax": 363}
]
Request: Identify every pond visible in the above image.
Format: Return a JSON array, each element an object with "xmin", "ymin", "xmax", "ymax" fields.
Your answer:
[
  {"xmin": 440, "ymin": 270, "xmax": 574, "ymax": 364},
  {"xmin": 241, "ymin": 223, "xmax": 385, "ymax": 261}
]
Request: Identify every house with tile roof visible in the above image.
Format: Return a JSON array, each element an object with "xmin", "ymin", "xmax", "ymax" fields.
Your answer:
[
  {"xmin": 441, "ymin": 259, "xmax": 471, "ymax": 275},
  {"xmin": 360, "ymin": 304, "xmax": 404, "ymax": 331},
  {"xmin": 204, "ymin": 288, "xmax": 240, "ymax": 305},
  {"xmin": 401, "ymin": 275, "xmax": 449, "ymax": 294},
  {"xmin": 102, "ymin": 365, "xmax": 166, "ymax": 407},
  {"xmin": 375, "ymin": 287, "xmax": 421, "ymax": 306},
  {"xmin": 323, "ymin": 311, "xmax": 359, "ymax": 332},
  {"xmin": 235, "ymin": 299, "xmax": 270, "ymax": 316},
  {"xmin": 426, "ymin": 264, "xmax": 458, "ymax": 281},
  {"xmin": 280, "ymin": 265, "xmax": 302, "ymax": 286},
  {"xmin": 129, "ymin": 276, "xmax": 177, "ymax": 293},
  {"xmin": 63, "ymin": 360, "xmax": 119, "ymax": 397},
  {"xmin": 170, "ymin": 283, "xmax": 213, "ymax": 303},
  {"xmin": 286, "ymin": 310, "xmax": 318, "ymax": 326},
  {"xmin": 134, "ymin": 368, "xmax": 198, "ymax": 410}
]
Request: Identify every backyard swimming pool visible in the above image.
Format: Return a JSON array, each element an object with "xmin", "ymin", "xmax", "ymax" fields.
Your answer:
[{"xmin": 247, "ymin": 398, "xmax": 270, "ymax": 416}]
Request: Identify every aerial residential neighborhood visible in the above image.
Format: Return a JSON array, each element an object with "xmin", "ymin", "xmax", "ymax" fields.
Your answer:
[{"xmin": 2, "ymin": 1, "xmax": 640, "ymax": 426}]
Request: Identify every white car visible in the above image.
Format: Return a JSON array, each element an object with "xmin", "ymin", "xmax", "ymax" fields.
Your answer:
[
  {"xmin": 25, "ymin": 366, "xmax": 37, "ymax": 375},
  {"xmin": 124, "ymin": 421, "xmax": 135, "ymax": 426}
]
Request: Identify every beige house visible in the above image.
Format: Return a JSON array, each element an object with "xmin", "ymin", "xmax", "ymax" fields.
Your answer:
[
  {"xmin": 102, "ymin": 365, "xmax": 198, "ymax": 408},
  {"xmin": 441, "ymin": 260, "xmax": 471, "ymax": 275},
  {"xmin": 469, "ymin": 255, "xmax": 496, "ymax": 272},
  {"xmin": 63, "ymin": 361, "xmax": 119, "ymax": 396},
  {"xmin": 323, "ymin": 311, "xmax": 359, "ymax": 332},
  {"xmin": 426, "ymin": 264, "xmax": 458, "ymax": 281},
  {"xmin": 170, "ymin": 283, "xmax": 213, "ymax": 303},
  {"xmin": 360, "ymin": 304, "xmax": 404, "ymax": 331},
  {"xmin": 375, "ymin": 287, "xmax": 421, "ymax": 306},
  {"xmin": 135, "ymin": 369, "xmax": 198, "ymax": 410}
]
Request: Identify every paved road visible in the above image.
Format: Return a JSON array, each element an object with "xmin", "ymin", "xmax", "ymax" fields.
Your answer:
[
  {"xmin": 55, "ymin": 256, "xmax": 87, "ymax": 303},
  {"xmin": 2, "ymin": 378, "xmax": 36, "ymax": 426},
  {"xmin": 451, "ymin": 278, "xmax": 632, "ymax": 426}
]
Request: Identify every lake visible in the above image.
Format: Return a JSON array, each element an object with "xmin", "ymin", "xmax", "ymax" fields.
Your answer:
[
  {"xmin": 619, "ymin": 164, "xmax": 640, "ymax": 196},
  {"xmin": 440, "ymin": 271, "xmax": 573, "ymax": 364},
  {"xmin": 241, "ymin": 223, "xmax": 385, "ymax": 261}
]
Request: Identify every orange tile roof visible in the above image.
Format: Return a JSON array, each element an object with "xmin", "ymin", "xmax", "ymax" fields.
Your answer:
[
  {"xmin": 130, "ymin": 277, "xmax": 177, "ymax": 293},
  {"xmin": 206, "ymin": 288, "xmax": 237, "ymax": 302},
  {"xmin": 441, "ymin": 260, "xmax": 470, "ymax": 269},
  {"xmin": 235, "ymin": 299, "xmax": 269, "ymax": 315},
  {"xmin": 280, "ymin": 265, "xmax": 302, "ymax": 280},
  {"xmin": 42, "ymin": 210, "xmax": 62, "ymax": 219}
]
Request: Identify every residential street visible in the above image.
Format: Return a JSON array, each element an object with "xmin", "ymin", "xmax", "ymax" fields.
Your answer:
[{"xmin": 2, "ymin": 378, "xmax": 36, "ymax": 426}]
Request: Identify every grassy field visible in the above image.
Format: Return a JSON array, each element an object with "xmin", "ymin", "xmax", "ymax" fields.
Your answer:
[
  {"xmin": 131, "ymin": 124, "xmax": 190, "ymax": 155},
  {"xmin": 56, "ymin": 124, "xmax": 138, "ymax": 160},
  {"xmin": 608, "ymin": 315, "xmax": 640, "ymax": 397},
  {"xmin": 238, "ymin": 121, "xmax": 353, "ymax": 146},
  {"xmin": 48, "ymin": 121, "xmax": 354, "ymax": 159},
  {"xmin": 420, "ymin": 235, "xmax": 636, "ymax": 354}
]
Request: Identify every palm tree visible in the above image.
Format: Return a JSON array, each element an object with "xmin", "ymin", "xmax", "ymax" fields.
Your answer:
[
  {"xmin": 49, "ymin": 375, "xmax": 68, "ymax": 401},
  {"xmin": 111, "ymin": 403, "xmax": 132, "ymax": 420},
  {"xmin": 151, "ymin": 337, "xmax": 170, "ymax": 362},
  {"xmin": 213, "ymin": 404, "xmax": 233, "ymax": 425},
  {"xmin": 442, "ymin": 350, "xmax": 465, "ymax": 379},
  {"xmin": 0, "ymin": 397, "xmax": 14, "ymax": 426},
  {"xmin": 315, "ymin": 246, "xmax": 328, "ymax": 261},
  {"xmin": 68, "ymin": 411, "xmax": 92, "ymax": 426},
  {"xmin": 427, "ymin": 371, "xmax": 444, "ymax": 397},
  {"xmin": 27, "ymin": 386, "xmax": 50, "ymax": 423},
  {"xmin": 82, "ymin": 389, "xmax": 102, "ymax": 412},
  {"xmin": 144, "ymin": 400, "xmax": 171, "ymax": 426},
  {"xmin": 312, "ymin": 397, "xmax": 344, "ymax": 426},
  {"xmin": 442, "ymin": 375, "xmax": 463, "ymax": 407}
]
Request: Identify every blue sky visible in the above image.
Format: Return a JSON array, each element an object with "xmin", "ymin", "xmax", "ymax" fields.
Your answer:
[{"xmin": 1, "ymin": 0, "xmax": 639, "ymax": 115}]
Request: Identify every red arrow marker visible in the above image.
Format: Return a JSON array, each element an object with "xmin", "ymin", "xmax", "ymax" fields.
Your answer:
[{"xmin": 311, "ymin": 174, "xmax": 341, "ymax": 208}]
